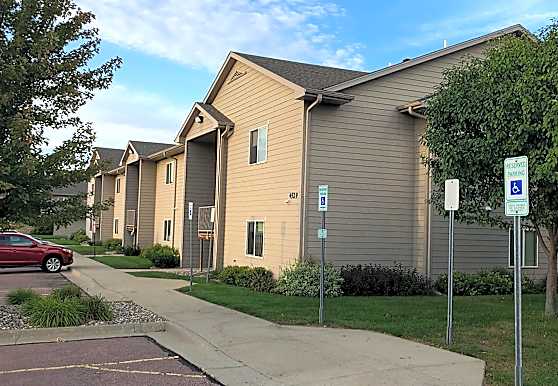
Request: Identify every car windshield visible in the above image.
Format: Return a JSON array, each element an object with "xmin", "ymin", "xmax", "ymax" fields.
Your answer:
[{"xmin": 26, "ymin": 235, "xmax": 47, "ymax": 244}]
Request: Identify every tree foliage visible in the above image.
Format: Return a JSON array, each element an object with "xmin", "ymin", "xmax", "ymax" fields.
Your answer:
[
  {"xmin": 424, "ymin": 22, "xmax": 558, "ymax": 316},
  {"xmin": 0, "ymin": 0, "xmax": 121, "ymax": 229}
]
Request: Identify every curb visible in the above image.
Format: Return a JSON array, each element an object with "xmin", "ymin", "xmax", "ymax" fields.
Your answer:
[{"xmin": 0, "ymin": 321, "xmax": 166, "ymax": 346}]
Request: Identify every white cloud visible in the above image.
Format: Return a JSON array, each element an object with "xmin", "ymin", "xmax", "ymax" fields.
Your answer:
[
  {"xmin": 44, "ymin": 84, "xmax": 184, "ymax": 150},
  {"xmin": 77, "ymin": 0, "xmax": 363, "ymax": 71},
  {"xmin": 405, "ymin": 0, "xmax": 558, "ymax": 48}
]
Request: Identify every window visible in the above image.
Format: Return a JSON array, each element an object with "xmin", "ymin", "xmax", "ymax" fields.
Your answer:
[
  {"xmin": 509, "ymin": 229, "xmax": 538, "ymax": 268},
  {"xmin": 116, "ymin": 178, "xmax": 121, "ymax": 194},
  {"xmin": 249, "ymin": 127, "xmax": 267, "ymax": 164},
  {"xmin": 7, "ymin": 235, "xmax": 34, "ymax": 247},
  {"xmin": 163, "ymin": 219, "xmax": 172, "ymax": 241},
  {"xmin": 246, "ymin": 220, "xmax": 264, "ymax": 257},
  {"xmin": 114, "ymin": 219, "xmax": 119, "ymax": 235},
  {"xmin": 165, "ymin": 162, "xmax": 174, "ymax": 184}
]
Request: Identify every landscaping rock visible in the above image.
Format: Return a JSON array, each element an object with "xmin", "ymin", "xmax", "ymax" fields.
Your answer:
[{"xmin": 0, "ymin": 305, "xmax": 30, "ymax": 330}]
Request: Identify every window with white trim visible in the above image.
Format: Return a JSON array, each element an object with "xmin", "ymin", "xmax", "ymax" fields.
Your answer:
[
  {"xmin": 165, "ymin": 162, "xmax": 174, "ymax": 184},
  {"xmin": 116, "ymin": 178, "xmax": 121, "ymax": 193},
  {"xmin": 114, "ymin": 219, "xmax": 119, "ymax": 235},
  {"xmin": 249, "ymin": 127, "xmax": 267, "ymax": 164},
  {"xmin": 163, "ymin": 219, "xmax": 172, "ymax": 241},
  {"xmin": 509, "ymin": 229, "xmax": 538, "ymax": 268},
  {"xmin": 246, "ymin": 220, "xmax": 264, "ymax": 257}
]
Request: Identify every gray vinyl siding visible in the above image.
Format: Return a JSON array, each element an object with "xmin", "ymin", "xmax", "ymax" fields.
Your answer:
[
  {"xmin": 305, "ymin": 44, "xmax": 487, "ymax": 269},
  {"xmin": 182, "ymin": 140, "xmax": 217, "ymax": 268},
  {"xmin": 137, "ymin": 160, "xmax": 156, "ymax": 248},
  {"xmin": 100, "ymin": 175, "xmax": 115, "ymax": 241},
  {"xmin": 124, "ymin": 164, "xmax": 139, "ymax": 247}
]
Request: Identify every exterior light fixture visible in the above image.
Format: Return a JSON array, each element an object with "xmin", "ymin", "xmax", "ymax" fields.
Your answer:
[{"xmin": 195, "ymin": 115, "xmax": 204, "ymax": 124}]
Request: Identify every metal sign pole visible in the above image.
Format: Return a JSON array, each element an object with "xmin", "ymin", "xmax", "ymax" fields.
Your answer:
[
  {"xmin": 207, "ymin": 208, "xmax": 215, "ymax": 283},
  {"xmin": 514, "ymin": 215, "xmax": 523, "ymax": 386},
  {"xmin": 444, "ymin": 179, "xmax": 459, "ymax": 346},
  {"xmin": 188, "ymin": 202, "xmax": 193, "ymax": 292},
  {"xmin": 319, "ymin": 210, "xmax": 325, "ymax": 325}
]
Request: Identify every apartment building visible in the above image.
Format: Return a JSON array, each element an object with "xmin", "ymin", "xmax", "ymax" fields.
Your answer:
[{"xmin": 90, "ymin": 24, "xmax": 546, "ymax": 278}]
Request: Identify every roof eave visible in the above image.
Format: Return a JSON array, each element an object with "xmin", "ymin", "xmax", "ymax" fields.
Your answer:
[{"xmin": 299, "ymin": 88, "xmax": 354, "ymax": 105}]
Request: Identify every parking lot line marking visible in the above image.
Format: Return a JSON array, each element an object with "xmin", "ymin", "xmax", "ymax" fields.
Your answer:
[{"xmin": 0, "ymin": 355, "xmax": 207, "ymax": 379}]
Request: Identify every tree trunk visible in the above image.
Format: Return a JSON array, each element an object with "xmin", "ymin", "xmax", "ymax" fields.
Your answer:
[{"xmin": 545, "ymin": 241, "xmax": 557, "ymax": 317}]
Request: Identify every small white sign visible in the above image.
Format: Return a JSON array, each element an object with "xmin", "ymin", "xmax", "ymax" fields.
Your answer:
[
  {"xmin": 188, "ymin": 202, "xmax": 194, "ymax": 221},
  {"xmin": 504, "ymin": 156, "xmax": 529, "ymax": 216},
  {"xmin": 444, "ymin": 179, "xmax": 460, "ymax": 211},
  {"xmin": 318, "ymin": 185, "xmax": 328, "ymax": 212},
  {"xmin": 210, "ymin": 207, "xmax": 215, "ymax": 223},
  {"xmin": 318, "ymin": 228, "xmax": 327, "ymax": 239}
]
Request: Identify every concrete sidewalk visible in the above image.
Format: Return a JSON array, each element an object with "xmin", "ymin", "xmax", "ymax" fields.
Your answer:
[{"xmin": 63, "ymin": 255, "xmax": 485, "ymax": 386}]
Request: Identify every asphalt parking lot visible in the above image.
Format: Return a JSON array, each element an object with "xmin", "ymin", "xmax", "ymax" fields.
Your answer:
[
  {"xmin": 0, "ymin": 267, "xmax": 69, "ymax": 304},
  {"xmin": 0, "ymin": 336, "xmax": 219, "ymax": 386}
]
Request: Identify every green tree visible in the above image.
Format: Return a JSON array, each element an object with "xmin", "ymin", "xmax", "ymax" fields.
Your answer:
[
  {"xmin": 0, "ymin": 0, "xmax": 121, "ymax": 229},
  {"xmin": 424, "ymin": 23, "xmax": 558, "ymax": 316}
]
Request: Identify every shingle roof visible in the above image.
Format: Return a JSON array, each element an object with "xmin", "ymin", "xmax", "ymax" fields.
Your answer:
[
  {"xmin": 52, "ymin": 182, "xmax": 87, "ymax": 196},
  {"xmin": 129, "ymin": 141, "xmax": 175, "ymax": 157},
  {"xmin": 95, "ymin": 147, "xmax": 124, "ymax": 171},
  {"xmin": 233, "ymin": 52, "xmax": 368, "ymax": 90},
  {"xmin": 196, "ymin": 103, "xmax": 233, "ymax": 126}
]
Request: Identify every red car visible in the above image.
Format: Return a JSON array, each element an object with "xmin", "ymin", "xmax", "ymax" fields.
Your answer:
[{"xmin": 0, "ymin": 232, "xmax": 73, "ymax": 273}]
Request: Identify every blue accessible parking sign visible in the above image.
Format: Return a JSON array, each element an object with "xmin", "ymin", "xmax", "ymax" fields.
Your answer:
[{"xmin": 510, "ymin": 180, "xmax": 523, "ymax": 196}]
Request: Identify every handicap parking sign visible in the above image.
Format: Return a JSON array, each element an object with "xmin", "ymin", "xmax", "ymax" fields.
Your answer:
[{"xmin": 510, "ymin": 180, "xmax": 522, "ymax": 196}]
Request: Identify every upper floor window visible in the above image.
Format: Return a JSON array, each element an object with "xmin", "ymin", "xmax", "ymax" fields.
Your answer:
[
  {"xmin": 509, "ymin": 229, "xmax": 538, "ymax": 268},
  {"xmin": 249, "ymin": 127, "xmax": 267, "ymax": 164},
  {"xmin": 116, "ymin": 178, "xmax": 121, "ymax": 194},
  {"xmin": 165, "ymin": 162, "xmax": 174, "ymax": 184}
]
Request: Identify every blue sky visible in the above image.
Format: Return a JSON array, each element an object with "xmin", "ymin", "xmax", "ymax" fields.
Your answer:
[{"xmin": 54, "ymin": 0, "xmax": 558, "ymax": 149}]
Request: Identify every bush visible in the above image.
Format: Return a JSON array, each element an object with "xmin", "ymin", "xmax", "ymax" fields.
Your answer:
[
  {"xmin": 218, "ymin": 266, "xmax": 275, "ymax": 292},
  {"xmin": 273, "ymin": 261, "xmax": 343, "ymax": 297},
  {"xmin": 140, "ymin": 244, "xmax": 179, "ymax": 268},
  {"xmin": 23, "ymin": 296, "xmax": 86, "ymax": 327},
  {"xmin": 123, "ymin": 246, "xmax": 141, "ymax": 256},
  {"xmin": 82, "ymin": 295, "xmax": 113, "ymax": 321},
  {"xmin": 7, "ymin": 288, "xmax": 40, "ymax": 305},
  {"xmin": 51, "ymin": 284, "xmax": 82, "ymax": 300},
  {"xmin": 434, "ymin": 268, "xmax": 545, "ymax": 296},
  {"xmin": 70, "ymin": 229, "xmax": 89, "ymax": 244},
  {"xmin": 104, "ymin": 238, "xmax": 123, "ymax": 252},
  {"xmin": 341, "ymin": 264, "xmax": 434, "ymax": 296}
]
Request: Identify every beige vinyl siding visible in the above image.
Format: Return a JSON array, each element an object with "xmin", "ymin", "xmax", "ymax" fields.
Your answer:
[
  {"xmin": 154, "ymin": 153, "xmax": 185, "ymax": 255},
  {"xmin": 211, "ymin": 60, "xmax": 305, "ymax": 274},
  {"xmin": 112, "ymin": 172, "xmax": 126, "ymax": 238},
  {"xmin": 305, "ymin": 44, "xmax": 487, "ymax": 269},
  {"xmin": 137, "ymin": 160, "xmax": 156, "ymax": 248},
  {"xmin": 99, "ymin": 175, "xmax": 115, "ymax": 242}
]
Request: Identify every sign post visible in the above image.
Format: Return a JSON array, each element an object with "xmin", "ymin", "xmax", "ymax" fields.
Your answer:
[
  {"xmin": 206, "ymin": 207, "xmax": 215, "ymax": 283},
  {"xmin": 505, "ymin": 156, "xmax": 529, "ymax": 386},
  {"xmin": 444, "ymin": 179, "xmax": 459, "ymax": 346},
  {"xmin": 318, "ymin": 185, "xmax": 328, "ymax": 325},
  {"xmin": 188, "ymin": 202, "xmax": 194, "ymax": 292}
]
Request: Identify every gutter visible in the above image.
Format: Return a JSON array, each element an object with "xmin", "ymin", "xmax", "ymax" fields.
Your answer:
[{"xmin": 299, "ymin": 94, "xmax": 322, "ymax": 261}]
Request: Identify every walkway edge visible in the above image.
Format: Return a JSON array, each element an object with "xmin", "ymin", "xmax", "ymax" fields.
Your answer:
[{"xmin": 0, "ymin": 321, "xmax": 166, "ymax": 346}]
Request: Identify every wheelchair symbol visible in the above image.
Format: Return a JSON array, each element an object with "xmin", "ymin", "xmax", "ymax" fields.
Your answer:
[{"xmin": 510, "ymin": 180, "xmax": 522, "ymax": 196}]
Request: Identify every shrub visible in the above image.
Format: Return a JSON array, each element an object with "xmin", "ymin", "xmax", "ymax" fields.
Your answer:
[
  {"xmin": 248, "ymin": 267, "xmax": 275, "ymax": 292},
  {"xmin": 218, "ymin": 266, "xmax": 275, "ymax": 292},
  {"xmin": 273, "ymin": 261, "xmax": 343, "ymax": 297},
  {"xmin": 123, "ymin": 246, "xmax": 141, "ymax": 256},
  {"xmin": 7, "ymin": 288, "xmax": 40, "ymax": 305},
  {"xmin": 104, "ymin": 238, "xmax": 123, "ymax": 252},
  {"xmin": 23, "ymin": 296, "xmax": 86, "ymax": 327},
  {"xmin": 70, "ymin": 229, "xmax": 89, "ymax": 244},
  {"xmin": 51, "ymin": 284, "xmax": 82, "ymax": 300},
  {"xmin": 140, "ymin": 244, "xmax": 179, "ymax": 268},
  {"xmin": 341, "ymin": 264, "xmax": 434, "ymax": 296},
  {"xmin": 434, "ymin": 268, "xmax": 545, "ymax": 296},
  {"xmin": 82, "ymin": 295, "xmax": 113, "ymax": 321}
]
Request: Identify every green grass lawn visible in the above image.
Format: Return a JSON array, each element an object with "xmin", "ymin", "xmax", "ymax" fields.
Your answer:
[
  {"xmin": 32, "ymin": 235, "xmax": 80, "ymax": 246},
  {"xmin": 180, "ymin": 282, "xmax": 558, "ymax": 386},
  {"xmin": 129, "ymin": 271, "xmax": 208, "ymax": 283},
  {"xmin": 69, "ymin": 244, "xmax": 106, "ymax": 255},
  {"xmin": 91, "ymin": 255, "xmax": 152, "ymax": 269}
]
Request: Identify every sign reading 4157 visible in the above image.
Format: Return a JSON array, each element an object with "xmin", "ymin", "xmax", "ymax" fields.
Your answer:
[{"xmin": 504, "ymin": 156, "xmax": 529, "ymax": 217}]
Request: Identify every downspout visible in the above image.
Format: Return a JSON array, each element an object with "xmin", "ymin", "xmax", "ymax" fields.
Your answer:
[
  {"xmin": 299, "ymin": 94, "xmax": 323, "ymax": 261},
  {"xmin": 171, "ymin": 154, "xmax": 178, "ymax": 249},
  {"xmin": 214, "ymin": 124, "xmax": 232, "ymax": 270}
]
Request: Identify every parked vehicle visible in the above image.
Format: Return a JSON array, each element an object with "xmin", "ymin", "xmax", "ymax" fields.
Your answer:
[{"xmin": 0, "ymin": 232, "xmax": 73, "ymax": 273}]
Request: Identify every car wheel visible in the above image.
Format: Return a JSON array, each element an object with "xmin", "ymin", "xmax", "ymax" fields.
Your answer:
[{"xmin": 43, "ymin": 256, "xmax": 62, "ymax": 273}]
